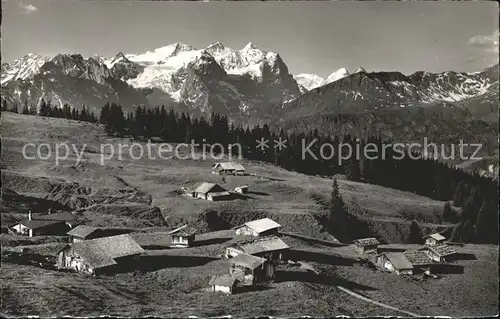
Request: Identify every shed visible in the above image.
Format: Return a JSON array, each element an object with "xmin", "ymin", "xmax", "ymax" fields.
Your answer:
[
  {"xmin": 352, "ymin": 237, "xmax": 380, "ymax": 254},
  {"xmin": 169, "ymin": 225, "xmax": 196, "ymax": 248},
  {"xmin": 186, "ymin": 182, "xmax": 231, "ymax": 201},
  {"xmin": 234, "ymin": 185, "xmax": 249, "ymax": 194},
  {"xmin": 376, "ymin": 252, "xmax": 413, "ymax": 275},
  {"xmin": 212, "ymin": 162, "xmax": 245, "ymax": 175},
  {"xmin": 57, "ymin": 234, "xmax": 144, "ymax": 275},
  {"xmin": 424, "ymin": 233, "xmax": 446, "ymax": 246},
  {"xmin": 209, "ymin": 275, "xmax": 239, "ymax": 294},
  {"xmin": 229, "ymin": 253, "xmax": 274, "ymax": 285},
  {"xmin": 234, "ymin": 218, "xmax": 281, "ymax": 237},
  {"xmin": 225, "ymin": 236, "xmax": 290, "ymax": 261}
]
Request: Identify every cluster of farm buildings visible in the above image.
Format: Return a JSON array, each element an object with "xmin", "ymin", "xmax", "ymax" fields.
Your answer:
[{"xmin": 7, "ymin": 162, "xmax": 467, "ymax": 294}]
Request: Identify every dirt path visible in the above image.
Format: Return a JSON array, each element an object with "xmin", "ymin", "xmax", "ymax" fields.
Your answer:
[
  {"xmin": 299, "ymin": 262, "xmax": 423, "ymax": 317},
  {"xmin": 335, "ymin": 286, "xmax": 422, "ymax": 317}
]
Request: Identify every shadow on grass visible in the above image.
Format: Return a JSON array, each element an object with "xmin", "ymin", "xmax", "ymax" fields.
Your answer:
[
  {"xmin": 231, "ymin": 193, "xmax": 253, "ymax": 200},
  {"xmin": 377, "ymin": 247, "xmax": 407, "ymax": 253},
  {"xmin": 452, "ymin": 252, "xmax": 477, "ymax": 261},
  {"xmin": 2, "ymin": 192, "xmax": 71, "ymax": 213},
  {"xmin": 137, "ymin": 254, "xmax": 219, "ymax": 272},
  {"xmin": 237, "ymin": 284, "xmax": 274, "ymax": 293},
  {"xmin": 193, "ymin": 237, "xmax": 233, "ymax": 247},
  {"xmin": 141, "ymin": 245, "xmax": 172, "ymax": 250},
  {"xmin": 275, "ymin": 270, "xmax": 376, "ymax": 291},
  {"xmin": 430, "ymin": 263, "xmax": 465, "ymax": 274},
  {"xmin": 288, "ymin": 249, "xmax": 359, "ymax": 266},
  {"xmin": 247, "ymin": 191, "xmax": 269, "ymax": 196}
]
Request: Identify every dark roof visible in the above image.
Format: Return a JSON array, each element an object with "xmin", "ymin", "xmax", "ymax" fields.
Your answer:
[
  {"xmin": 34, "ymin": 211, "xmax": 76, "ymax": 222},
  {"xmin": 16, "ymin": 219, "xmax": 65, "ymax": 230},
  {"xmin": 66, "ymin": 225, "xmax": 100, "ymax": 238},
  {"xmin": 353, "ymin": 237, "xmax": 380, "ymax": 246},
  {"xmin": 168, "ymin": 224, "xmax": 197, "ymax": 237},
  {"xmin": 404, "ymin": 249, "xmax": 433, "ymax": 265},
  {"xmin": 68, "ymin": 234, "xmax": 144, "ymax": 269},
  {"xmin": 384, "ymin": 253, "xmax": 413, "ymax": 270},
  {"xmin": 190, "ymin": 182, "xmax": 227, "ymax": 194},
  {"xmin": 427, "ymin": 244, "xmax": 457, "ymax": 257},
  {"xmin": 230, "ymin": 253, "xmax": 266, "ymax": 269},
  {"xmin": 234, "ymin": 236, "xmax": 290, "ymax": 255},
  {"xmin": 209, "ymin": 274, "xmax": 239, "ymax": 286}
]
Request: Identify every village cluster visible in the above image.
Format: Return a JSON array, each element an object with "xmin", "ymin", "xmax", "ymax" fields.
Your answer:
[{"xmin": 8, "ymin": 162, "xmax": 467, "ymax": 294}]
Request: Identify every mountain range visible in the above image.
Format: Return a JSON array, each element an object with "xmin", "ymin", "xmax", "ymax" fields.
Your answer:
[{"xmin": 1, "ymin": 42, "xmax": 498, "ymax": 123}]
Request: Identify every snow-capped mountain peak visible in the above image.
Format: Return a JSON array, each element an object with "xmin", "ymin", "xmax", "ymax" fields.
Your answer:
[
  {"xmin": 323, "ymin": 68, "xmax": 350, "ymax": 85},
  {"xmin": 125, "ymin": 42, "xmax": 196, "ymax": 66},
  {"xmin": 294, "ymin": 73, "xmax": 325, "ymax": 92},
  {"xmin": 354, "ymin": 66, "xmax": 367, "ymax": 73},
  {"xmin": 242, "ymin": 41, "xmax": 258, "ymax": 51},
  {"xmin": 1, "ymin": 53, "xmax": 50, "ymax": 85},
  {"xmin": 105, "ymin": 52, "xmax": 129, "ymax": 69},
  {"xmin": 206, "ymin": 41, "xmax": 226, "ymax": 53}
]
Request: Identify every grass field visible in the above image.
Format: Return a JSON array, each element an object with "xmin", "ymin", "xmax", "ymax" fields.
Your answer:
[{"xmin": 1, "ymin": 112, "xmax": 497, "ymax": 317}]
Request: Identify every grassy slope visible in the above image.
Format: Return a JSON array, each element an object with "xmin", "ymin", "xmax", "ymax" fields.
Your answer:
[
  {"xmin": 1, "ymin": 112, "xmax": 497, "ymax": 316},
  {"xmin": 1, "ymin": 112, "xmax": 451, "ymax": 240}
]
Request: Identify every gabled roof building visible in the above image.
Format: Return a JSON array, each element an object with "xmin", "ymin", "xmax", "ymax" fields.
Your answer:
[
  {"xmin": 57, "ymin": 234, "xmax": 144, "ymax": 275},
  {"xmin": 234, "ymin": 218, "xmax": 281, "ymax": 237}
]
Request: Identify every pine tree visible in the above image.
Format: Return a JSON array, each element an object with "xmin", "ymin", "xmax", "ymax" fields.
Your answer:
[
  {"xmin": 21, "ymin": 103, "xmax": 29, "ymax": 115},
  {"xmin": 408, "ymin": 220, "xmax": 422, "ymax": 244},
  {"xmin": 346, "ymin": 159, "xmax": 361, "ymax": 181},
  {"xmin": 38, "ymin": 98, "xmax": 49, "ymax": 116},
  {"xmin": 100, "ymin": 102, "xmax": 110, "ymax": 124},
  {"xmin": 475, "ymin": 198, "xmax": 498, "ymax": 244},
  {"xmin": 453, "ymin": 181, "xmax": 468, "ymax": 207},
  {"xmin": 329, "ymin": 177, "xmax": 350, "ymax": 241}
]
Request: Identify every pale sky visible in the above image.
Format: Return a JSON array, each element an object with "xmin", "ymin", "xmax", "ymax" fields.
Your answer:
[{"xmin": 1, "ymin": 0, "xmax": 498, "ymax": 77}]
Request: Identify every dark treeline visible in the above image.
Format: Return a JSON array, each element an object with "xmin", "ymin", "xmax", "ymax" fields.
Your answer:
[
  {"xmin": 1, "ymin": 98, "xmax": 98, "ymax": 123},
  {"xmin": 3, "ymin": 100, "xmax": 498, "ymax": 244}
]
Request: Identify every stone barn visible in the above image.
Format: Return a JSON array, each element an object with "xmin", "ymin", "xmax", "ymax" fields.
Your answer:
[
  {"xmin": 209, "ymin": 275, "xmax": 239, "ymax": 294},
  {"xmin": 229, "ymin": 253, "xmax": 274, "ymax": 285},
  {"xmin": 234, "ymin": 218, "xmax": 281, "ymax": 237},
  {"xmin": 57, "ymin": 234, "xmax": 144, "ymax": 275},
  {"xmin": 352, "ymin": 237, "xmax": 380, "ymax": 254},
  {"xmin": 376, "ymin": 252, "xmax": 414, "ymax": 275}
]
